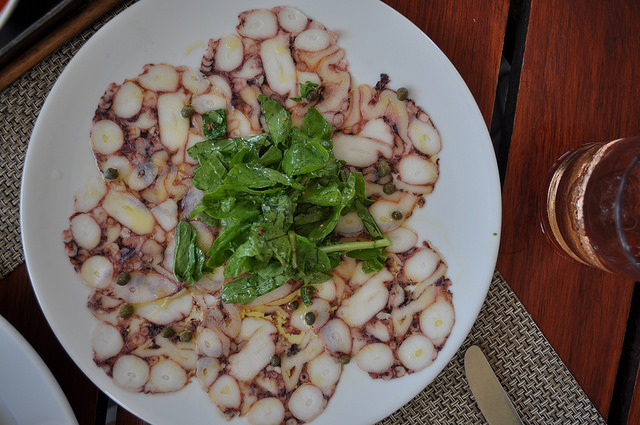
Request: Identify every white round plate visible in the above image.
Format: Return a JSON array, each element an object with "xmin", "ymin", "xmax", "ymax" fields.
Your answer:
[
  {"xmin": 21, "ymin": 0, "xmax": 501, "ymax": 424},
  {"xmin": 0, "ymin": 315, "xmax": 78, "ymax": 425}
]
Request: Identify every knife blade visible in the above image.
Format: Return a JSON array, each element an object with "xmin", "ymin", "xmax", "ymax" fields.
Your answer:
[{"xmin": 464, "ymin": 345, "xmax": 524, "ymax": 425}]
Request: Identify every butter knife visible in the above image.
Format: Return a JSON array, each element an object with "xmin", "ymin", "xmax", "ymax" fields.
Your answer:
[{"xmin": 464, "ymin": 345, "xmax": 524, "ymax": 425}]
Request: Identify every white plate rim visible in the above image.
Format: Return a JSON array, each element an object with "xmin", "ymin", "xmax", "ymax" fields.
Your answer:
[
  {"xmin": 0, "ymin": 314, "xmax": 78, "ymax": 425},
  {"xmin": 20, "ymin": 0, "xmax": 502, "ymax": 424}
]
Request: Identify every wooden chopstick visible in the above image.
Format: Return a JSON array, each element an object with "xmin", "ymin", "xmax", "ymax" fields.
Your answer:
[{"xmin": 0, "ymin": 0, "xmax": 122, "ymax": 91}]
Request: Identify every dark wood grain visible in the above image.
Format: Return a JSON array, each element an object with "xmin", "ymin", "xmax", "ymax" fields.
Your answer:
[
  {"xmin": 382, "ymin": 0, "xmax": 510, "ymax": 127},
  {"xmin": 630, "ymin": 366, "xmax": 640, "ymax": 424},
  {"xmin": 0, "ymin": 0, "xmax": 122, "ymax": 91},
  {"xmin": 497, "ymin": 0, "xmax": 640, "ymax": 419},
  {"xmin": 116, "ymin": 408, "xmax": 149, "ymax": 425}
]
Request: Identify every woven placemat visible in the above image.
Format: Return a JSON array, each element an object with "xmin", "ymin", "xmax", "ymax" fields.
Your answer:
[
  {"xmin": 0, "ymin": 2, "xmax": 606, "ymax": 424},
  {"xmin": 377, "ymin": 270, "xmax": 606, "ymax": 424},
  {"xmin": 0, "ymin": 0, "xmax": 135, "ymax": 278}
]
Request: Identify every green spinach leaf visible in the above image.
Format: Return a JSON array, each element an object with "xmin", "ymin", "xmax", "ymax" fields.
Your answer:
[
  {"xmin": 202, "ymin": 109, "xmax": 227, "ymax": 140},
  {"xmin": 173, "ymin": 220, "xmax": 210, "ymax": 285},
  {"xmin": 258, "ymin": 94, "xmax": 291, "ymax": 147},
  {"xmin": 290, "ymin": 81, "xmax": 320, "ymax": 102},
  {"xmin": 180, "ymin": 98, "xmax": 392, "ymax": 303}
]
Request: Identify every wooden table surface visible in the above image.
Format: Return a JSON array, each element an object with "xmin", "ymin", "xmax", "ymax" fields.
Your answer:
[{"xmin": 2, "ymin": 0, "xmax": 639, "ymax": 424}]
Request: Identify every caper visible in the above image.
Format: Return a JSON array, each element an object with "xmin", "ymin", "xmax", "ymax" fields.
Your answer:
[
  {"xmin": 377, "ymin": 160, "xmax": 391, "ymax": 177},
  {"xmin": 115, "ymin": 271, "xmax": 131, "ymax": 286},
  {"xmin": 104, "ymin": 167, "xmax": 119, "ymax": 180},
  {"xmin": 304, "ymin": 311, "xmax": 316, "ymax": 326},
  {"xmin": 179, "ymin": 330, "xmax": 193, "ymax": 342},
  {"xmin": 289, "ymin": 300, "xmax": 299, "ymax": 311},
  {"xmin": 181, "ymin": 105, "xmax": 194, "ymax": 118},
  {"xmin": 160, "ymin": 327, "xmax": 176, "ymax": 338},
  {"xmin": 119, "ymin": 303, "xmax": 134, "ymax": 319},
  {"xmin": 396, "ymin": 87, "xmax": 409, "ymax": 101},
  {"xmin": 338, "ymin": 354, "xmax": 351, "ymax": 364},
  {"xmin": 391, "ymin": 210, "xmax": 403, "ymax": 221},
  {"xmin": 383, "ymin": 183, "xmax": 396, "ymax": 195},
  {"xmin": 270, "ymin": 354, "xmax": 281, "ymax": 367}
]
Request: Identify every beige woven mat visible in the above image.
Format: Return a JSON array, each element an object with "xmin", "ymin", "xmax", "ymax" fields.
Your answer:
[
  {"xmin": 0, "ymin": 1, "xmax": 606, "ymax": 423},
  {"xmin": 377, "ymin": 270, "xmax": 606, "ymax": 424},
  {"xmin": 0, "ymin": 1, "xmax": 134, "ymax": 278}
]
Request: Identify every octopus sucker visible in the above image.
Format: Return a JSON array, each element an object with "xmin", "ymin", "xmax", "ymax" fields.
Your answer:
[
  {"xmin": 145, "ymin": 359, "xmax": 189, "ymax": 393},
  {"xmin": 368, "ymin": 192, "xmax": 419, "ymax": 233},
  {"xmin": 181, "ymin": 68, "xmax": 211, "ymax": 95},
  {"xmin": 397, "ymin": 334, "xmax": 436, "ymax": 371},
  {"xmin": 237, "ymin": 9, "xmax": 279, "ymax": 40},
  {"xmin": 307, "ymin": 352, "xmax": 341, "ymax": 395},
  {"xmin": 92, "ymin": 322, "xmax": 124, "ymax": 361},
  {"xmin": 294, "ymin": 28, "xmax": 333, "ymax": 52},
  {"xmin": 64, "ymin": 6, "xmax": 456, "ymax": 424},
  {"xmin": 70, "ymin": 213, "xmax": 102, "ymax": 250},
  {"xmin": 288, "ymin": 383, "xmax": 327, "ymax": 422},
  {"xmin": 91, "ymin": 119, "xmax": 124, "ymax": 155},
  {"xmin": 275, "ymin": 6, "xmax": 309, "ymax": 34},
  {"xmin": 403, "ymin": 247, "xmax": 441, "ymax": 283},
  {"xmin": 314, "ymin": 275, "xmax": 345, "ymax": 302},
  {"xmin": 210, "ymin": 374, "xmax": 242, "ymax": 413},
  {"xmin": 196, "ymin": 356, "xmax": 221, "ymax": 389},
  {"xmin": 215, "ymin": 34, "xmax": 245, "ymax": 72},
  {"xmin": 198, "ymin": 327, "xmax": 231, "ymax": 358},
  {"xmin": 355, "ymin": 343, "xmax": 395, "ymax": 374},
  {"xmin": 408, "ymin": 115, "xmax": 441, "ymax": 156},
  {"xmin": 319, "ymin": 318, "xmax": 352, "ymax": 355},
  {"xmin": 248, "ymin": 397, "xmax": 286, "ymax": 425},
  {"xmin": 112, "ymin": 354, "xmax": 150, "ymax": 391},
  {"xmin": 138, "ymin": 63, "xmax": 180, "ymax": 92},
  {"xmin": 127, "ymin": 162, "xmax": 158, "ymax": 191},
  {"xmin": 112, "ymin": 81, "xmax": 144, "ymax": 119},
  {"xmin": 80, "ymin": 255, "xmax": 113, "ymax": 289},
  {"xmin": 73, "ymin": 172, "xmax": 107, "ymax": 213},
  {"xmin": 385, "ymin": 226, "xmax": 419, "ymax": 253},
  {"xmin": 420, "ymin": 293, "xmax": 455, "ymax": 347}
]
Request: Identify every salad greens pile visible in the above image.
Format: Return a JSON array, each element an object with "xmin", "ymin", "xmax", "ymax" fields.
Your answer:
[{"xmin": 174, "ymin": 94, "xmax": 390, "ymax": 305}]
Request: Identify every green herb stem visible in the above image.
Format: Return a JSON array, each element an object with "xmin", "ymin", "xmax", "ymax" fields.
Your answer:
[
  {"xmin": 319, "ymin": 237, "xmax": 391, "ymax": 254},
  {"xmin": 289, "ymin": 231, "xmax": 298, "ymax": 269},
  {"xmin": 288, "ymin": 175, "xmax": 310, "ymax": 200}
]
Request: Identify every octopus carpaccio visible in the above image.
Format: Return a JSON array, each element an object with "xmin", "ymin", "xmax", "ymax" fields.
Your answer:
[{"xmin": 62, "ymin": 6, "xmax": 453, "ymax": 425}]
